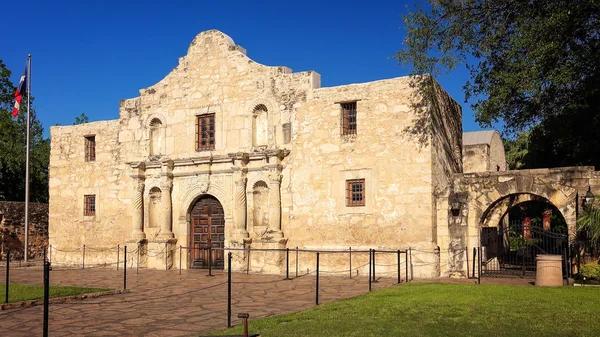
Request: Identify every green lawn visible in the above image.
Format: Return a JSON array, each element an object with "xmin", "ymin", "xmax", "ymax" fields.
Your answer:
[
  {"xmin": 211, "ymin": 283, "xmax": 600, "ymax": 337},
  {"xmin": 0, "ymin": 284, "xmax": 110, "ymax": 303}
]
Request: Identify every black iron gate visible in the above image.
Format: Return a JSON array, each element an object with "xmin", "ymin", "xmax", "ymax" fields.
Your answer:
[{"xmin": 480, "ymin": 221, "xmax": 569, "ymax": 278}]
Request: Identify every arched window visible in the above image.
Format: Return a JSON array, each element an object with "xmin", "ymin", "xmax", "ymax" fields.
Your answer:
[
  {"xmin": 252, "ymin": 104, "xmax": 268, "ymax": 147},
  {"xmin": 149, "ymin": 118, "xmax": 163, "ymax": 156}
]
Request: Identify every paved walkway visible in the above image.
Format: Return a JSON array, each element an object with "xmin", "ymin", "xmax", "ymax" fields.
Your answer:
[{"xmin": 1, "ymin": 267, "xmax": 398, "ymax": 336}]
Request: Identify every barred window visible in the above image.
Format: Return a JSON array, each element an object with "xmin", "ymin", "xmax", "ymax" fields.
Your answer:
[
  {"xmin": 196, "ymin": 114, "xmax": 215, "ymax": 151},
  {"xmin": 346, "ymin": 179, "xmax": 365, "ymax": 207},
  {"xmin": 84, "ymin": 195, "xmax": 96, "ymax": 216},
  {"xmin": 341, "ymin": 102, "xmax": 357, "ymax": 135},
  {"xmin": 85, "ymin": 136, "xmax": 96, "ymax": 162}
]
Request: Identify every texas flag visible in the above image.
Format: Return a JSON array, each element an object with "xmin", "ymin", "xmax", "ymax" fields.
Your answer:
[{"xmin": 12, "ymin": 66, "xmax": 27, "ymax": 117}]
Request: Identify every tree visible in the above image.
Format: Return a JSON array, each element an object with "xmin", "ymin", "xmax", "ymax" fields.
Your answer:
[
  {"xmin": 0, "ymin": 60, "xmax": 49, "ymax": 203},
  {"xmin": 503, "ymin": 132, "xmax": 529, "ymax": 170},
  {"xmin": 73, "ymin": 112, "xmax": 89, "ymax": 125},
  {"xmin": 396, "ymin": 0, "xmax": 600, "ymax": 167}
]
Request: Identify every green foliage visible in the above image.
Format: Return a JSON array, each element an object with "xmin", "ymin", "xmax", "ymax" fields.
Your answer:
[
  {"xmin": 0, "ymin": 60, "xmax": 49, "ymax": 202},
  {"xmin": 73, "ymin": 112, "xmax": 89, "ymax": 125},
  {"xmin": 396, "ymin": 1, "xmax": 600, "ymax": 168},
  {"xmin": 0, "ymin": 284, "xmax": 110, "ymax": 303},
  {"xmin": 579, "ymin": 263, "xmax": 600, "ymax": 280},
  {"xmin": 503, "ymin": 132, "xmax": 529, "ymax": 170},
  {"xmin": 211, "ymin": 283, "xmax": 600, "ymax": 337},
  {"xmin": 577, "ymin": 197, "xmax": 600, "ymax": 247}
]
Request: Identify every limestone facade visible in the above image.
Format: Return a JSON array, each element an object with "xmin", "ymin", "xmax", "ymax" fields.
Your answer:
[{"xmin": 49, "ymin": 30, "xmax": 458, "ymax": 277}]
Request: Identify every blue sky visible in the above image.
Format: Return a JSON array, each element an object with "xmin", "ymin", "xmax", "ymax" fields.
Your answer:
[{"xmin": 4, "ymin": 0, "xmax": 491, "ymax": 137}]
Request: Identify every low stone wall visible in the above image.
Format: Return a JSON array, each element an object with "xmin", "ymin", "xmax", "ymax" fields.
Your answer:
[{"xmin": 0, "ymin": 201, "xmax": 49, "ymax": 260}]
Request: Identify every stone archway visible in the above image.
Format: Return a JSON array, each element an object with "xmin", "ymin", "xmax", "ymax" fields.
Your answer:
[{"xmin": 188, "ymin": 194, "xmax": 225, "ymax": 269}]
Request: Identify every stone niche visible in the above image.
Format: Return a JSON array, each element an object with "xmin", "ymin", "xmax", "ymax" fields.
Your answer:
[
  {"xmin": 252, "ymin": 180, "xmax": 269, "ymax": 235},
  {"xmin": 252, "ymin": 104, "xmax": 269, "ymax": 147},
  {"xmin": 148, "ymin": 187, "xmax": 162, "ymax": 228}
]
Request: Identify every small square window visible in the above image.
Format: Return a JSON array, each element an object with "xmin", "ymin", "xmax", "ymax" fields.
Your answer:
[
  {"xmin": 84, "ymin": 195, "xmax": 96, "ymax": 216},
  {"xmin": 85, "ymin": 136, "xmax": 96, "ymax": 162},
  {"xmin": 196, "ymin": 114, "xmax": 216, "ymax": 151},
  {"xmin": 341, "ymin": 102, "xmax": 357, "ymax": 136},
  {"xmin": 346, "ymin": 179, "xmax": 365, "ymax": 207}
]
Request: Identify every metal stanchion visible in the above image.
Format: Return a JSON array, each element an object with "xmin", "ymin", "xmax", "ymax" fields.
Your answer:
[
  {"xmin": 477, "ymin": 246, "xmax": 482, "ymax": 285},
  {"xmin": 349, "ymin": 247, "xmax": 352, "ymax": 279},
  {"xmin": 409, "ymin": 247, "xmax": 413, "ymax": 280},
  {"xmin": 295, "ymin": 246, "xmax": 299, "ymax": 278},
  {"xmin": 207, "ymin": 246, "xmax": 214, "ymax": 277},
  {"xmin": 316, "ymin": 252, "xmax": 320, "ymax": 305},
  {"xmin": 397, "ymin": 250, "xmax": 401, "ymax": 284},
  {"xmin": 124, "ymin": 246, "xmax": 127, "ymax": 290},
  {"xmin": 405, "ymin": 250, "xmax": 408, "ymax": 283},
  {"xmin": 5, "ymin": 249, "xmax": 9, "ymax": 304},
  {"xmin": 82, "ymin": 244, "xmax": 86, "ymax": 269},
  {"xmin": 227, "ymin": 252, "xmax": 232, "ymax": 328},
  {"xmin": 472, "ymin": 247, "xmax": 476, "ymax": 279},
  {"xmin": 165, "ymin": 242, "xmax": 168, "ymax": 271},
  {"xmin": 284, "ymin": 248, "xmax": 291, "ymax": 280},
  {"xmin": 368, "ymin": 249, "xmax": 372, "ymax": 292},
  {"xmin": 117, "ymin": 244, "xmax": 120, "ymax": 271},
  {"xmin": 372, "ymin": 249, "xmax": 377, "ymax": 282},
  {"xmin": 43, "ymin": 248, "xmax": 49, "ymax": 337},
  {"xmin": 179, "ymin": 245, "xmax": 182, "ymax": 275},
  {"xmin": 49, "ymin": 244, "xmax": 52, "ymax": 263},
  {"xmin": 137, "ymin": 243, "xmax": 140, "ymax": 274}
]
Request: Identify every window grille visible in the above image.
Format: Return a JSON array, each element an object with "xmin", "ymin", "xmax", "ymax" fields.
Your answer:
[
  {"xmin": 196, "ymin": 114, "xmax": 215, "ymax": 151},
  {"xmin": 346, "ymin": 179, "xmax": 365, "ymax": 207},
  {"xmin": 85, "ymin": 136, "xmax": 96, "ymax": 162},
  {"xmin": 341, "ymin": 102, "xmax": 357, "ymax": 135},
  {"xmin": 84, "ymin": 195, "xmax": 96, "ymax": 216}
]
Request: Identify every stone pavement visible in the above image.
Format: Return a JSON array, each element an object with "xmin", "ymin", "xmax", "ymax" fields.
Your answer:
[{"xmin": 0, "ymin": 266, "xmax": 399, "ymax": 336}]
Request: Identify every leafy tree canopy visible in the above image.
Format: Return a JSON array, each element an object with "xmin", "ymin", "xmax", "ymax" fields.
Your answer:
[
  {"xmin": 0, "ymin": 60, "xmax": 49, "ymax": 203},
  {"xmin": 73, "ymin": 112, "xmax": 89, "ymax": 125},
  {"xmin": 396, "ymin": 0, "xmax": 600, "ymax": 168}
]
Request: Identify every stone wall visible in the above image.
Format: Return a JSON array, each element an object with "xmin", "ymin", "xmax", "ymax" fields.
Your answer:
[
  {"xmin": 463, "ymin": 144, "xmax": 489, "ymax": 173},
  {"xmin": 0, "ymin": 201, "xmax": 48, "ymax": 259},
  {"xmin": 49, "ymin": 30, "xmax": 461, "ymax": 277}
]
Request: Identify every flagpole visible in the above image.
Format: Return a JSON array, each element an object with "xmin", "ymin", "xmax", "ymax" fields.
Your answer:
[{"xmin": 24, "ymin": 54, "xmax": 31, "ymax": 262}]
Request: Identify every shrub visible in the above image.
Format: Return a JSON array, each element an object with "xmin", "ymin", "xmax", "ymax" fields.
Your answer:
[{"xmin": 579, "ymin": 263, "xmax": 600, "ymax": 280}]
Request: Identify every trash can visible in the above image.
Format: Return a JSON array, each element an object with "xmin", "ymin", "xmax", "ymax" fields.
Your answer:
[{"xmin": 535, "ymin": 254, "xmax": 563, "ymax": 286}]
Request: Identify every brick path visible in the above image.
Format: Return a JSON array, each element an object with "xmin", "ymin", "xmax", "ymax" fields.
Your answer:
[{"xmin": 0, "ymin": 267, "xmax": 399, "ymax": 336}]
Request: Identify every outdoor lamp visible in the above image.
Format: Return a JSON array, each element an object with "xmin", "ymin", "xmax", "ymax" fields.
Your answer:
[
  {"xmin": 450, "ymin": 192, "xmax": 462, "ymax": 217},
  {"xmin": 583, "ymin": 186, "xmax": 595, "ymax": 209}
]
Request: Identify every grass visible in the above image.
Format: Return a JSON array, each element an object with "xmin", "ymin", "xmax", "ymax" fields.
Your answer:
[
  {"xmin": 0, "ymin": 284, "xmax": 110, "ymax": 303},
  {"xmin": 210, "ymin": 283, "xmax": 600, "ymax": 337}
]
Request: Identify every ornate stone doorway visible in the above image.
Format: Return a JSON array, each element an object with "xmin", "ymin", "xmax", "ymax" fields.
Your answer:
[{"xmin": 189, "ymin": 195, "xmax": 225, "ymax": 269}]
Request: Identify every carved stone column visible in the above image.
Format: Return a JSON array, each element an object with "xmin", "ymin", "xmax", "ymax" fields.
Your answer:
[
  {"xmin": 233, "ymin": 168, "xmax": 249, "ymax": 238},
  {"xmin": 157, "ymin": 180, "xmax": 174, "ymax": 239},
  {"xmin": 129, "ymin": 179, "xmax": 146, "ymax": 241},
  {"xmin": 267, "ymin": 166, "xmax": 283, "ymax": 238}
]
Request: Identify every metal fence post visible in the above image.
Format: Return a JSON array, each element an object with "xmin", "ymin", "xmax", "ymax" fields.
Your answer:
[
  {"xmin": 284, "ymin": 248, "xmax": 291, "ymax": 280},
  {"xmin": 43, "ymin": 248, "xmax": 49, "ymax": 337},
  {"xmin": 405, "ymin": 250, "xmax": 408, "ymax": 283},
  {"xmin": 368, "ymin": 249, "xmax": 372, "ymax": 292},
  {"xmin": 316, "ymin": 252, "xmax": 320, "ymax": 305},
  {"xmin": 179, "ymin": 245, "xmax": 182, "ymax": 275},
  {"xmin": 372, "ymin": 249, "xmax": 376, "ymax": 282},
  {"xmin": 227, "ymin": 252, "xmax": 232, "ymax": 328},
  {"xmin": 397, "ymin": 250, "xmax": 401, "ymax": 284},
  {"xmin": 82, "ymin": 244, "xmax": 86, "ymax": 269},
  {"xmin": 466, "ymin": 247, "xmax": 469, "ymax": 279},
  {"xmin": 49, "ymin": 244, "xmax": 52, "ymax": 263},
  {"xmin": 472, "ymin": 247, "xmax": 476, "ymax": 279},
  {"xmin": 295, "ymin": 246, "xmax": 299, "ymax": 278},
  {"xmin": 137, "ymin": 243, "xmax": 140, "ymax": 274},
  {"xmin": 349, "ymin": 247, "xmax": 352, "ymax": 279},
  {"xmin": 409, "ymin": 247, "xmax": 413, "ymax": 280},
  {"xmin": 5, "ymin": 249, "xmax": 9, "ymax": 304},
  {"xmin": 165, "ymin": 242, "xmax": 168, "ymax": 271},
  {"xmin": 117, "ymin": 244, "xmax": 120, "ymax": 271},
  {"xmin": 477, "ymin": 246, "xmax": 482, "ymax": 285},
  {"xmin": 207, "ymin": 247, "xmax": 214, "ymax": 277},
  {"xmin": 124, "ymin": 246, "xmax": 127, "ymax": 290}
]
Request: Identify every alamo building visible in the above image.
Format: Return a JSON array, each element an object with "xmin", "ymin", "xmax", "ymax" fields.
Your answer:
[{"xmin": 49, "ymin": 30, "xmax": 600, "ymax": 278}]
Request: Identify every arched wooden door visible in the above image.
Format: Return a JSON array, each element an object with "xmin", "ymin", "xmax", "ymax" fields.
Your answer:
[{"xmin": 189, "ymin": 195, "xmax": 225, "ymax": 269}]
